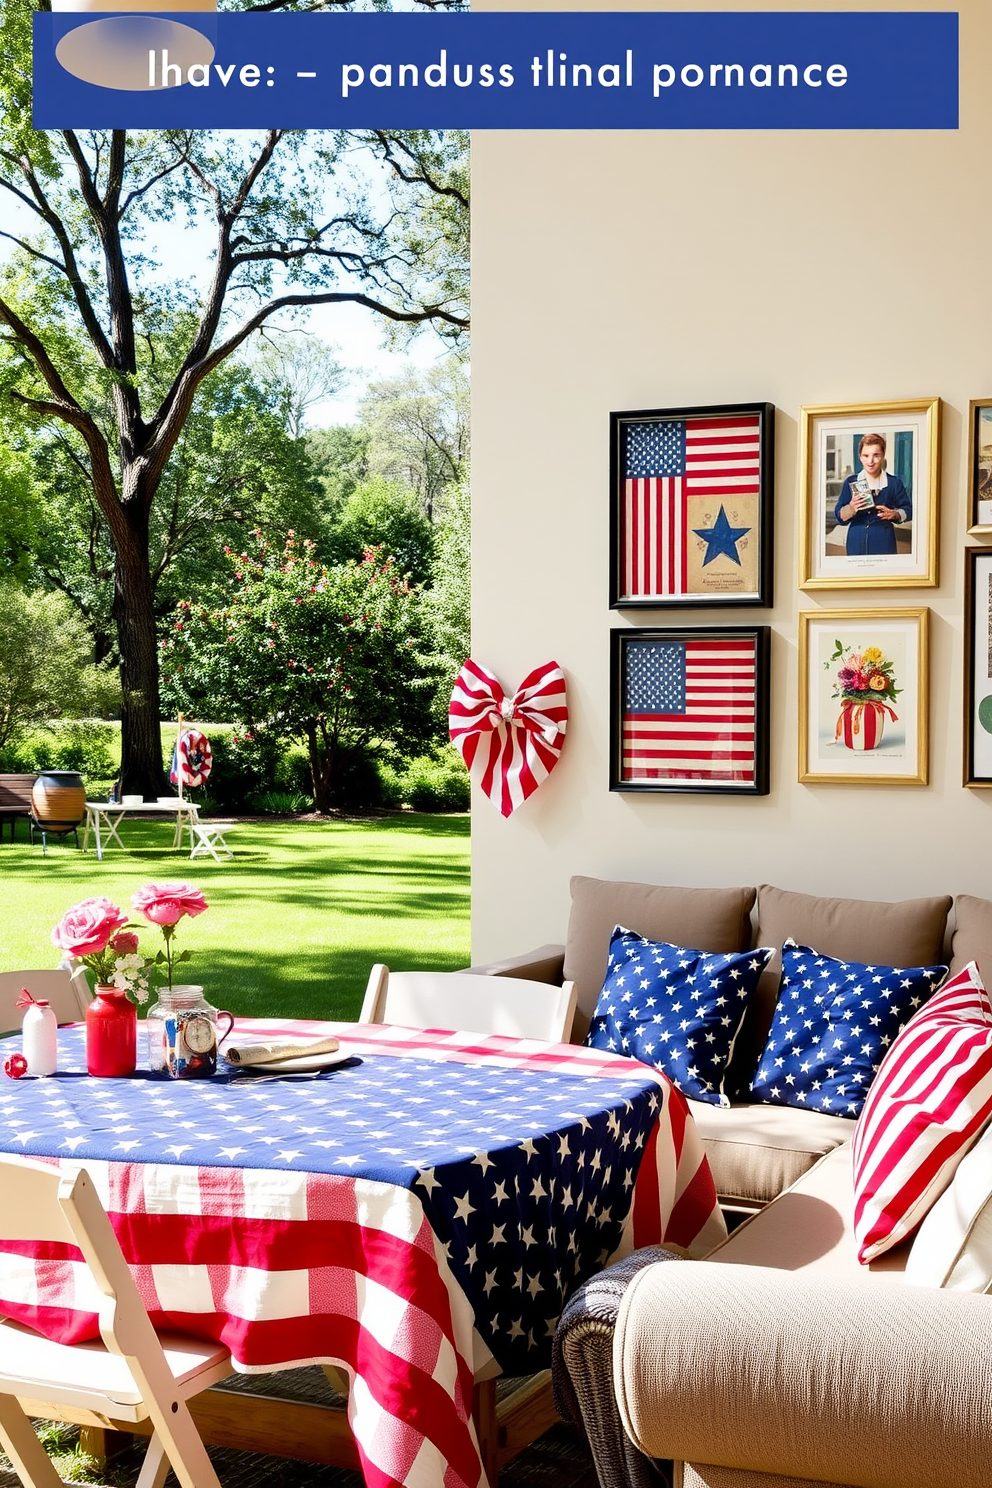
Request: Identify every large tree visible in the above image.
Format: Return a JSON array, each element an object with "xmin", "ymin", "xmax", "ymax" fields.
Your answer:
[
  {"xmin": 2, "ymin": 351, "xmax": 325, "ymax": 665},
  {"xmin": 0, "ymin": 12, "xmax": 468, "ymax": 793}
]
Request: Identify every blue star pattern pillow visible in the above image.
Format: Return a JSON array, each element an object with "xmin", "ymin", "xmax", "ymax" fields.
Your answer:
[
  {"xmin": 584, "ymin": 926, "xmax": 774, "ymax": 1107},
  {"xmin": 749, "ymin": 940, "xmax": 948, "ymax": 1118}
]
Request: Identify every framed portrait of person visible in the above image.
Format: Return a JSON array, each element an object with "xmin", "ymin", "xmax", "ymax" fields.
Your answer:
[
  {"xmin": 609, "ymin": 625, "xmax": 770, "ymax": 795},
  {"xmin": 967, "ymin": 399, "xmax": 992, "ymax": 535},
  {"xmin": 799, "ymin": 399, "xmax": 940, "ymax": 589},
  {"xmin": 609, "ymin": 402, "xmax": 775, "ymax": 608},
  {"xmin": 798, "ymin": 608, "xmax": 929, "ymax": 786},
  {"xmin": 964, "ymin": 549, "xmax": 992, "ymax": 785}
]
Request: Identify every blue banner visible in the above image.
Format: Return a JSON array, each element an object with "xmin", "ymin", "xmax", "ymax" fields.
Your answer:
[{"xmin": 33, "ymin": 11, "xmax": 958, "ymax": 131}]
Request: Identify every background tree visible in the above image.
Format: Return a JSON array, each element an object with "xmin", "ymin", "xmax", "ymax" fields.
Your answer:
[
  {"xmin": 161, "ymin": 535, "xmax": 438, "ymax": 811},
  {"xmin": 0, "ymin": 5, "xmax": 469, "ymax": 795},
  {"xmin": 359, "ymin": 357, "xmax": 469, "ymax": 520},
  {"xmin": 306, "ymin": 424, "xmax": 371, "ymax": 519},
  {"xmin": 329, "ymin": 476, "xmax": 435, "ymax": 584},
  {"xmin": 248, "ymin": 331, "xmax": 346, "ymax": 440},
  {"xmin": 0, "ymin": 583, "xmax": 118, "ymax": 753},
  {"xmin": 424, "ymin": 478, "xmax": 471, "ymax": 717}
]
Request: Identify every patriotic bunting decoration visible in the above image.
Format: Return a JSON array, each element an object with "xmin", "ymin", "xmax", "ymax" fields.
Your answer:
[
  {"xmin": 449, "ymin": 659, "xmax": 567, "ymax": 817},
  {"xmin": 170, "ymin": 727, "xmax": 213, "ymax": 787}
]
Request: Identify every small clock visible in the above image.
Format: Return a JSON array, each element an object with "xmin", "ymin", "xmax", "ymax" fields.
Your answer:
[{"xmin": 182, "ymin": 1015, "xmax": 216, "ymax": 1055}]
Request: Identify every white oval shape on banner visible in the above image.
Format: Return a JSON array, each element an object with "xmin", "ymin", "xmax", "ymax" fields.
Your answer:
[{"xmin": 56, "ymin": 16, "xmax": 215, "ymax": 91}]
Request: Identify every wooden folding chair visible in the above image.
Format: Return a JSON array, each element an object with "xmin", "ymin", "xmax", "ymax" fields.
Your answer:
[
  {"xmin": 0, "ymin": 970, "xmax": 92, "ymax": 1036},
  {"xmin": 360, "ymin": 966, "xmax": 578, "ymax": 1044},
  {"xmin": 0, "ymin": 1155, "xmax": 232, "ymax": 1488}
]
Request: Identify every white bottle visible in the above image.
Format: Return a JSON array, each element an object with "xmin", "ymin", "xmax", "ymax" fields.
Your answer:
[{"xmin": 23, "ymin": 1000, "xmax": 58, "ymax": 1077}]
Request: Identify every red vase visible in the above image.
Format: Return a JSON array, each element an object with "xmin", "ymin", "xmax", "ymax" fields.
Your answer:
[{"xmin": 85, "ymin": 987, "xmax": 137, "ymax": 1077}]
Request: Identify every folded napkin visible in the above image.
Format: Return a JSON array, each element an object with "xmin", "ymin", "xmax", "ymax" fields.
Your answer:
[{"xmin": 224, "ymin": 1036, "xmax": 340, "ymax": 1067}]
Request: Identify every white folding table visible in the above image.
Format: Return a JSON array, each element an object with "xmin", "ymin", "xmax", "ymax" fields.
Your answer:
[{"xmin": 82, "ymin": 799, "xmax": 201, "ymax": 861}]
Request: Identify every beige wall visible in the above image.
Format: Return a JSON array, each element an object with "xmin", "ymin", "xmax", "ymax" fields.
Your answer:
[{"xmin": 470, "ymin": 0, "xmax": 990, "ymax": 962}]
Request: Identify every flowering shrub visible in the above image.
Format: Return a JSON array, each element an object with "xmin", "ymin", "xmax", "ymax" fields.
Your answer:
[{"xmin": 161, "ymin": 533, "xmax": 438, "ymax": 811}]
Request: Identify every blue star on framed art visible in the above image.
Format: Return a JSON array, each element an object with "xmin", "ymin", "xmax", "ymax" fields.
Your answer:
[{"xmin": 610, "ymin": 401, "xmax": 775, "ymax": 609}]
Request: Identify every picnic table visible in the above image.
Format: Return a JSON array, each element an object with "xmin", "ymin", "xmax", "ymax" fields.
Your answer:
[{"xmin": 82, "ymin": 798, "xmax": 201, "ymax": 860}]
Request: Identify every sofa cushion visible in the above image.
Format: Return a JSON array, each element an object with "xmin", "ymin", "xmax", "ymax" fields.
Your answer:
[
  {"xmin": 708, "ymin": 1142, "xmax": 910, "ymax": 1278},
  {"xmin": 853, "ymin": 962, "xmax": 992, "ymax": 1263},
  {"xmin": 905, "ymin": 1121, "xmax": 992, "ymax": 1291},
  {"xmin": 730, "ymin": 886, "xmax": 953, "ymax": 1099},
  {"xmin": 564, "ymin": 878, "xmax": 755, "ymax": 1039},
  {"xmin": 585, "ymin": 928, "xmax": 773, "ymax": 1106},
  {"xmin": 749, "ymin": 940, "xmax": 947, "ymax": 1119},
  {"xmin": 688, "ymin": 1099, "xmax": 855, "ymax": 1206},
  {"xmin": 949, "ymin": 893, "xmax": 992, "ymax": 978}
]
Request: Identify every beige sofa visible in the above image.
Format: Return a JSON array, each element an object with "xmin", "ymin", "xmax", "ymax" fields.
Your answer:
[
  {"xmin": 478, "ymin": 877, "xmax": 992, "ymax": 1487},
  {"xmin": 474, "ymin": 878, "xmax": 992, "ymax": 1207}
]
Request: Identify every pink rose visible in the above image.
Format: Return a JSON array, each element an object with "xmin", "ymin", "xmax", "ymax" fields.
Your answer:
[
  {"xmin": 131, "ymin": 882, "xmax": 208, "ymax": 927},
  {"xmin": 52, "ymin": 897, "xmax": 129, "ymax": 957},
  {"xmin": 110, "ymin": 931, "xmax": 140, "ymax": 956}
]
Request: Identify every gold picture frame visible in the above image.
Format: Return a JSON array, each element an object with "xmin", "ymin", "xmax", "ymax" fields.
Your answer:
[
  {"xmin": 967, "ymin": 399, "xmax": 992, "ymax": 536},
  {"xmin": 798, "ymin": 608, "xmax": 929, "ymax": 786},
  {"xmin": 799, "ymin": 398, "xmax": 940, "ymax": 589}
]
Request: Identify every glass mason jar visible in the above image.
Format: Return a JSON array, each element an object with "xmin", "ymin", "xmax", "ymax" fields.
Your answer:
[{"xmin": 145, "ymin": 985, "xmax": 234, "ymax": 1079}]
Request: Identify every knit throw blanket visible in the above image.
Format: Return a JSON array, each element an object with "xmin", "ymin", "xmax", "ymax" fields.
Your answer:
[{"xmin": 552, "ymin": 1246, "xmax": 682, "ymax": 1488}]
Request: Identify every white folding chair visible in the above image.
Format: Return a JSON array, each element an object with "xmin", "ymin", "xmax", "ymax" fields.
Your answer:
[
  {"xmin": 0, "ymin": 1155, "xmax": 231, "ymax": 1488},
  {"xmin": 188, "ymin": 821, "xmax": 235, "ymax": 862},
  {"xmin": 0, "ymin": 970, "xmax": 92, "ymax": 1036},
  {"xmin": 361, "ymin": 966, "xmax": 578, "ymax": 1043}
]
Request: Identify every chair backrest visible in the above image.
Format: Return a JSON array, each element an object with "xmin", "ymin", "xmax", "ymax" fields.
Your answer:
[
  {"xmin": 360, "ymin": 966, "xmax": 578, "ymax": 1043},
  {"xmin": 0, "ymin": 969, "xmax": 92, "ymax": 1035},
  {"xmin": 0, "ymin": 1153, "xmax": 179, "ymax": 1364}
]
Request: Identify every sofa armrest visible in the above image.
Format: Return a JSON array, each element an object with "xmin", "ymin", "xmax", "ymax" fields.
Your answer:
[
  {"xmin": 614, "ymin": 1261, "xmax": 992, "ymax": 1488},
  {"xmin": 464, "ymin": 944, "xmax": 566, "ymax": 984}
]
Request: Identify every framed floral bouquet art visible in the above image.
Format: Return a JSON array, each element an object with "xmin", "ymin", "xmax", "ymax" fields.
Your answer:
[{"xmin": 799, "ymin": 609, "xmax": 929, "ymax": 785}]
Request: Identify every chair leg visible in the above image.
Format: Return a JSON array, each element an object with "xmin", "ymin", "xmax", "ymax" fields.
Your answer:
[
  {"xmin": 134, "ymin": 1432, "xmax": 172, "ymax": 1488},
  {"xmin": 0, "ymin": 1395, "xmax": 67, "ymax": 1488},
  {"xmin": 142, "ymin": 1396, "xmax": 223, "ymax": 1488}
]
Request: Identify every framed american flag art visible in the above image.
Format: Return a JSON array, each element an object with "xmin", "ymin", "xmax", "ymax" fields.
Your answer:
[
  {"xmin": 609, "ymin": 401, "xmax": 774, "ymax": 609},
  {"xmin": 610, "ymin": 626, "xmax": 770, "ymax": 795}
]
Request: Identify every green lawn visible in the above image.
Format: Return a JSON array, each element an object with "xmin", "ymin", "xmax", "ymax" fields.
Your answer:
[{"xmin": 0, "ymin": 815, "xmax": 470, "ymax": 1020}]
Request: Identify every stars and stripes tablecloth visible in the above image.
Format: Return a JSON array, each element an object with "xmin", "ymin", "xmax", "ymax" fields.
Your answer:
[{"xmin": 0, "ymin": 1019, "xmax": 725, "ymax": 1488}]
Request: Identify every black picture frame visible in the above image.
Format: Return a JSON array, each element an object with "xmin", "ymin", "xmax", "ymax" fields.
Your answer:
[
  {"xmin": 610, "ymin": 626, "xmax": 770, "ymax": 795},
  {"xmin": 964, "ymin": 548, "xmax": 992, "ymax": 786},
  {"xmin": 609, "ymin": 401, "xmax": 774, "ymax": 609}
]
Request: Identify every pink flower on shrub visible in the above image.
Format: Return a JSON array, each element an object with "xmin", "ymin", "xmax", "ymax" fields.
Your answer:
[
  {"xmin": 132, "ymin": 883, "xmax": 208, "ymax": 927},
  {"xmin": 52, "ymin": 897, "xmax": 129, "ymax": 957}
]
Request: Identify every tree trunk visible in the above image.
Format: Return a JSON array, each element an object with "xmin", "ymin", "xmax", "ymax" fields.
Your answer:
[
  {"xmin": 307, "ymin": 724, "xmax": 333, "ymax": 813},
  {"xmin": 114, "ymin": 504, "xmax": 167, "ymax": 798}
]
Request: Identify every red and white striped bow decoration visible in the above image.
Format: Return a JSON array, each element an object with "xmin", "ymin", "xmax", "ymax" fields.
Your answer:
[{"xmin": 449, "ymin": 659, "xmax": 567, "ymax": 817}]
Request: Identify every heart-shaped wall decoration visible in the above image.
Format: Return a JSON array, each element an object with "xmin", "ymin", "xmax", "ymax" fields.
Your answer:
[{"xmin": 449, "ymin": 659, "xmax": 568, "ymax": 817}]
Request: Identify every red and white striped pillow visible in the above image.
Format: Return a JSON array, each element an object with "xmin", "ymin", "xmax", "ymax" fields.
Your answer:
[{"xmin": 852, "ymin": 961, "xmax": 992, "ymax": 1264}]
